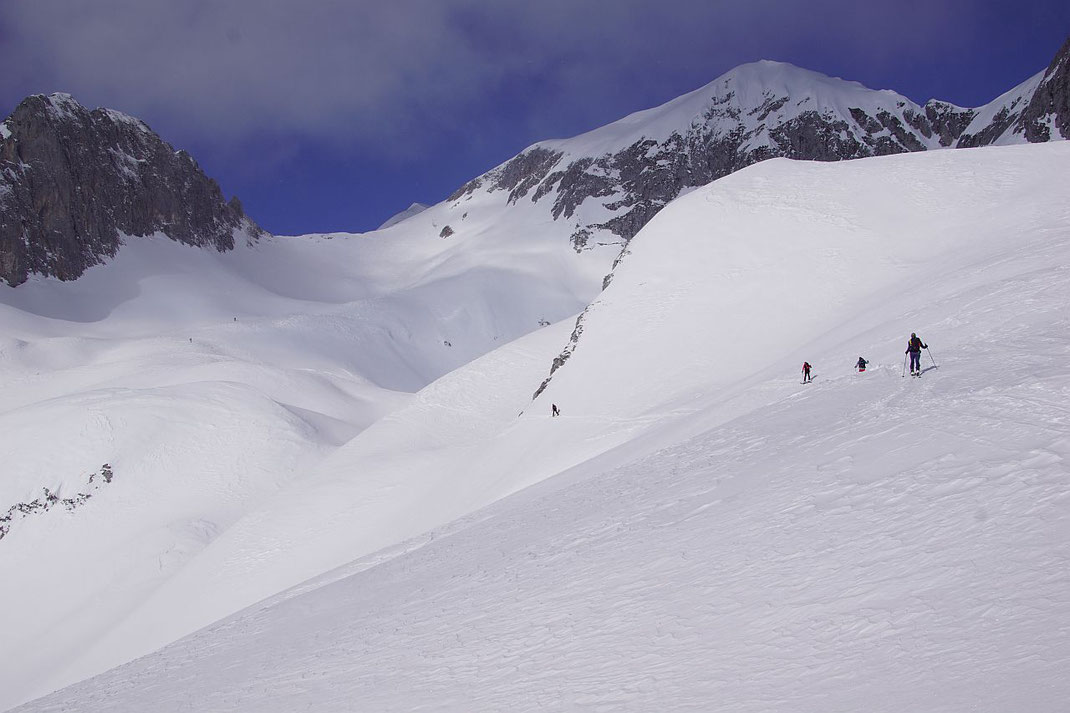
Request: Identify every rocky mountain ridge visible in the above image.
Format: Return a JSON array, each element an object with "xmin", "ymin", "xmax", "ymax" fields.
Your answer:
[
  {"xmin": 0, "ymin": 93, "xmax": 262, "ymax": 287},
  {"xmin": 448, "ymin": 36, "xmax": 1069, "ymax": 252},
  {"xmin": 1, "ymin": 37, "xmax": 1066, "ymax": 289}
]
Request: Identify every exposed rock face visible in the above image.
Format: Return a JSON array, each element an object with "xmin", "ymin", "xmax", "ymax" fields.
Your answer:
[
  {"xmin": 921, "ymin": 101, "xmax": 977, "ymax": 147},
  {"xmin": 0, "ymin": 464, "xmax": 114, "ymax": 542},
  {"xmin": 532, "ymin": 309, "xmax": 588, "ymax": 400},
  {"xmin": 0, "ymin": 93, "xmax": 262, "ymax": 286},
  {"xmin": 1017, "ymin": 36, "xmax": 1070, "ymax": 143},
  {"xmin": 450, "ymin": 42, "xmax": 1068, "ymax": 252}
]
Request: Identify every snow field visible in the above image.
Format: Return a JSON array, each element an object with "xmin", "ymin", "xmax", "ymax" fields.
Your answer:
[
  {"xmin": 0, "ymin": 185, "xmax": 612, "ymax": 708},
  {"xmin": 12, "ymin": 141, "xmax": 1070, "ymax": 712},
  {"xmin": 16, "ymin": 142, "xmax": 1070, "ymax": 710}
]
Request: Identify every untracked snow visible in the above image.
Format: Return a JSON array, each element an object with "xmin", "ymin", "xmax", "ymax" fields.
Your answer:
[
  {"xmin": 10, "ymin": 142, "xmax": 1070, "ymax": 712},
  {"xmin": 0, "ymin": 180, "xmax": 611, "ymax": 708}
]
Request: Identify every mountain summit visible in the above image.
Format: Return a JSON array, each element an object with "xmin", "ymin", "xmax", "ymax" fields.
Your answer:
[
  {"xmin": 0, "ymin": 93, "xmax": 262, "ymax": 287},
  {"xmin": 446, "ymin": 41, "xmax": 1068, "ymax": 253}
]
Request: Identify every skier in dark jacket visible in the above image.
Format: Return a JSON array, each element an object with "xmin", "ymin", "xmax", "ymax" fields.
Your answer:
[
  {"xmin": 802, "ymin": 361, "xmax": 812, "ymax": 383},
  {"xmin": 856, "ymin": 357, "xmax": 869, "ymax": 372},
  {"xmin": 905, "ymin": 333, "xmax": 927, "ymax": 376}
]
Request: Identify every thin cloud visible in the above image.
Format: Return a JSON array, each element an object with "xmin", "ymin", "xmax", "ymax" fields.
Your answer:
[
  {"xmin": 0, "ymin": 0, "xmax": 1061, "ymax": 158},
  {"xmin": 0, "ymin": 1, "xmax": 493, "ymax": 146}
]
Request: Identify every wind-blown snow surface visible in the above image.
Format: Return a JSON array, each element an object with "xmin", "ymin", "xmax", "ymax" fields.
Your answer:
[
  {"xmin": 0, "ymin": 191, "xmax": 611, "ymax": 709},
  {"xmin": 16, "ymin": 142, "xmax": 1070, "ymax": 712}
]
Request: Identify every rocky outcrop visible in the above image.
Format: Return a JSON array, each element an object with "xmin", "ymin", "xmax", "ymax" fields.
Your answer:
[
  {"xmin": 450, "ymin": 147, "xmax": 565, "ymax": 204},
  {"xmin": 921, "ymin": 101, "xmax": 977, "ymax": 147},
  {"xmin": 532, "ymin": 309, "xmax": 588, "ymax": 400},
  {"xmin": 0, "ymin": 464, "xmax": 114, "ymax": 542},
  {"xmin": 0, "ymin": 93, "xmax": 262, "ymax": 287},
  {"xmin": 1016, "ymin": 35, "xmax": 1070, "ymax": 142}
]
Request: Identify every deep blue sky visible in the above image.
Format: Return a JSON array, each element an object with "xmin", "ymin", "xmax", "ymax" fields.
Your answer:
[{"xmin": 1, "ymin": 2, "xmax": 1067, "ymax": 235}]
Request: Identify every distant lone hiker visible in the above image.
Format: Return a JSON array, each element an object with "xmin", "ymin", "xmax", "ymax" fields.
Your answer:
[
  {"xmin": 905, "ymin": 333, "xmax": 928, "ymax": 376},
  {"xmin": 552, "ymin": 404, "xmax": 561, "ymax": 417},
  {"xmin": 856, "ymin": 356, "xmax": 869, "ymax": 372},
  {"xmin": 802, "ymin": 362, "xmax": 812, "ymax": 383}
]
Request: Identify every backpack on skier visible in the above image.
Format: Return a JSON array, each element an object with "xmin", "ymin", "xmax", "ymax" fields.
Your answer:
[{"xmin": 905, "ymin": 333, "xmax": 928, "ymax": 376}]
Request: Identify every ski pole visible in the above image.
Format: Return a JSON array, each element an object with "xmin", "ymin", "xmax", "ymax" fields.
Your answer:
[
  {"xmin": 902, "ymin": 354, "xmax": 907, "ymax": 378},
  {"xmin": 926, "ymin": 347, "xmax": 937, "ymax": 368}
]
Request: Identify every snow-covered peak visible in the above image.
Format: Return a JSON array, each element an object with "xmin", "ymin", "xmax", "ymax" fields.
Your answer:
[
  {"xmin": 448, "ymin": 39, "xmax": 1067, "ymax": 264},
  {"xmin": 540, "ymin": 59, "xmax": 925, "ymax": 158},
  {"xmin": 102, "ymin": 107, "xmax": 153, "ymax": 133},
  {"xmin": 29, "ymin": 92, "xmax": 152, "ymax": 133},
  {"xmin": 41, "ymin": 91, "xmax": 81, "ymax": 117},
  {"xmin": 378, "ymin": 202, "xmax": 430, "ymax": 229},
  {"xmin": 448, "ymin": 57, "xmax": 965, "ymax": 255},
  {"xmin": 924, "ymin": 98, "xmax": 971, "ymax": 113},
  {"xmin": 706, "ymin": 58, "xmax": 911, "ymax": 107}
]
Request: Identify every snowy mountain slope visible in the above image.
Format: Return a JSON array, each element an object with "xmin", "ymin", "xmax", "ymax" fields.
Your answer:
[
  {"xmin": 159, "ymin": 144, "xmax": 1069, "ymax": 635},
  {"xmin": 0, "ymin": 183, "xmax": 608, "ymax": 708},
  {"xmin": 439, "ymin": 38, "xmax": 1067, "ymax": 256},
  {"xmin": 959, "ymin": 35, "xmax": 1070, "ymax": 146},
  {"xmin": 17, "ymin": 141, "xmax": 1070, "ymax": 712},
  {"xmin": 532, "ymin": 143, "xmax": 1067, "ymax": 424},
  {"xmin": 28, "ymin": 315, "xmax": 577, "ymax": 700}
]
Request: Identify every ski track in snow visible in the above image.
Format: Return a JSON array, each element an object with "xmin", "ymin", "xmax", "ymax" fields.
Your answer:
[{"xmin": 14, "ymin": 145, "xmax": 1070, "ymax": 712}]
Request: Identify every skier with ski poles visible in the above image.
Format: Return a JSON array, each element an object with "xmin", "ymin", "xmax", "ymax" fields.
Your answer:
[
  {"xmin": 802, "ymin": 361, "xmax": 812, "ymax": 383},
  {"xmin": 905, "ymin": 333, "xmax": 927, "ymax": 377}
]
